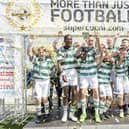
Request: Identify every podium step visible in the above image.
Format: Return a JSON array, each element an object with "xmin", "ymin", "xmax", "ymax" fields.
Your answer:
[{"xmin": 24, "ymin": 112, "xmax": 129, "ymax": 129}]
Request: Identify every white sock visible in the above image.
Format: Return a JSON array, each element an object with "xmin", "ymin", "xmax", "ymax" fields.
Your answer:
[
  {"xmin": 77, "ymin": 101, "xmax": 81, "ymax": 109},
  {"xmin": 36, "ymin": 105, "xmax": 42, "ymax": 116},
  {"xmin": 99, "ymin": 101, "xmax": 105, "ymax": 114},
  {"xmin": 44, "ymin": 102, "xmax": 49, "ymax": 114},
  {"xmin": 63, "ymin": 105, "xmax": 68, "ymax": 115},
  {"xmin": 104, "ymin": 100, "xmax": 111, "ymax": 112},
  {"xmin": 81, "ymin": 99, "xmax": 86, "ymax": 114},
  {"xmin": 93, "ymin": 98, "xmax": 99, "ymax": 115}
]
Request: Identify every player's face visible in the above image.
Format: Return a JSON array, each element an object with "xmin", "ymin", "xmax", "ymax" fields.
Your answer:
[
  {"xmin": 120, "ymin": 40, "xmax": 128, "ymax": 49},
  {"xmin": 107, "ymin": 38, "xmax": 114, "ymax": 48},
  {"xmin": 87, "ymin": 37, "xmax": 94, "ymax": 47},
  {"xmin": 64, "ymin": 35, "xmax": 72, "ymax": 48},
  {"xmin": 38, "ymin": 48, "xmax": 46, "ymax": 57},
  {"xmin": 106, "ymin": 55, "xmax": 112, "ymax": 61}
]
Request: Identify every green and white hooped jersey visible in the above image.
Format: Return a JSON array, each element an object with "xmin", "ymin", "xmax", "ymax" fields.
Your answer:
[
  {"xmin": 126, "ymin": 50, "xmax": 129, "ymax": 61},
  {"xmin": 57, "ymin": 47, "xmax": 77, "ymax": 70},
  {"xmin": 79, "ymin": 48, "xmax": 97, "ymax": 77},
  {"xmin": 98, "ymin": 62, "xmax": 113, "ymax": 85},
  {"xmin": 32, "ymin": 56, "xmax": 54, "ymax": 79},
  {"xmin": 107, "ymin": 46, "xmax": 119, "ymax": 53},
  {"xmin": 115, "ymin": 57, "xmax": 129, "ymax": 77}
]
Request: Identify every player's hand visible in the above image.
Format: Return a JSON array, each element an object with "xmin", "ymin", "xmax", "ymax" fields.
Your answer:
[
  {"xmin": 53, "ymin": 41, "xmax": 58, "ymax": 50},
  {"xmin": 112, "ymin": 51, "xmax": 119, "ymax": 56},
  {"xmin": 94, "ymin": 32, "xmax": 100, "ymax": 39},
  {"xmin": 114, "ymin": 33, "xmax": 120, "ymax": 38},
  {"xmin": 62, "ymin": 75, "xmax": 68, "ymax": 82}
]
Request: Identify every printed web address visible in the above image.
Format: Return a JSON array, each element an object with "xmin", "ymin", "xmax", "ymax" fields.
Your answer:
[{"xmin": 64, "ymin": 25, "xmax": 124, "ymax": 32}]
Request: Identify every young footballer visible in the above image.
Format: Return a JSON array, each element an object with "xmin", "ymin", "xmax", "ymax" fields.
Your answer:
[
  {"xmin": 57, "ymin": 34, "xmax": 78, "ymax": 122},
  {"xmin": 28, "ymin": 45, "xmax": 54, "ymax": 123},
  {"xmin": 115, "ymin": 45, "xmax": 129, "ymax": 118},
  {"xmin": 76, "ymin": 34, "xmax": 102, "ymax": 123},
  {"xmin": 98, "ymin": 47, "xmax": 113, "ymax": 120}
]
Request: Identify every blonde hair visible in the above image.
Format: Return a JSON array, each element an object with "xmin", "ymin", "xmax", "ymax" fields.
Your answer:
[
  {"xmin": 38, "ymin": 46, "xmax": 46, "ymax": 52},
  {"xmin": 32, "ymin": 47, "xmax": 39, "ymax": 56},
  {"xmin": 45, "ymin": 45, "xmax": 57, "ymax": 65}
]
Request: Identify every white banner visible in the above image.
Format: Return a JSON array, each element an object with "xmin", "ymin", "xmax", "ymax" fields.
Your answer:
[
  {"xmin": 0, "ymin": 42, "xmax": 15, "ymax": 97},
  {"xmin": 0, "ymin": 0, "xmax": 129, "ymax": 35},
  {"xmin": 0, "ymin": 35, "xmax": 23, "ymax": 98}
]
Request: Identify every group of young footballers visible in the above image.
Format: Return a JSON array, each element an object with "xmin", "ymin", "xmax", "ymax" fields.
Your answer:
[{"xmin": 27, "ymin": 33, "xmax": 129, "ymax": 124}]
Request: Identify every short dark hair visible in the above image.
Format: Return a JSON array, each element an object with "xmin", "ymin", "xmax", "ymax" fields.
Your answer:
[
  {"xmin": 119, "ymin": 47, "xmax": 127, "ymax": 51},
  {"xmin": 122, "ymin": 39, "xmax": 129, "ymax": 42},
  {"xmin": 64, "ymin": 34, "xmax": 72, "ymax": 41}
]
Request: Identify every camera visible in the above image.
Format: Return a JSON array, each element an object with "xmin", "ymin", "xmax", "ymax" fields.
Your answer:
[
  {"xmin": 79, "ymin": 47, "xmax": 89, "ymax": 62},
  {"xmin": 38, "ymin": 57, "xmax": 43, "ymax": 61},
  {"xmin": 81, "ymin": 47, "xmax": 90, "ymax": 53}
]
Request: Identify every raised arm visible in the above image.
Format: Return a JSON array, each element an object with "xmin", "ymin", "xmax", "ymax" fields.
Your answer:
[
  {"xmin": 95, "ymin": 33, "xmax": 101, "ymax": 55},
  {"xmin": 97, "ymin": 50, "xmax": 103, "ymax": 67},
  {"xmin": 56, "ymin": 50, "xmax": 63, "ymax": 74},
  {"xmin": 94, "ymin": 33, "xmax": 103, "ymax": 66},
  {"xmin": 113, "ymin": 33, "xmax": 120, "ymax": 48}
]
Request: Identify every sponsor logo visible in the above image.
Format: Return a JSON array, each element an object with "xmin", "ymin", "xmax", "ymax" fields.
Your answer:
[{"xmin": 6, "ymin": 0, "xmax": 41, "ymax": 31}]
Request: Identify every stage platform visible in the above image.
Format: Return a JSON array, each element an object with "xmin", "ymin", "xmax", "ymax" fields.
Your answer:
[{"xmin": 24, "ymin": 108, "xmax": 129, "ymax": 129}]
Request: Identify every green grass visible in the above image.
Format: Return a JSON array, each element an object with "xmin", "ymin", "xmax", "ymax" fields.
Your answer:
[{"xmin": 0, "ymin": 115, "xmax": 34, "ymax": 129}]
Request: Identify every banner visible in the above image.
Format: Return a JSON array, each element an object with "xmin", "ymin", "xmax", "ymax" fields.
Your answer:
[
  {"xmin": 0, "ymin": 39, "xmax": 15, "ymax": 97},
  {"xmin": 0, "ymin": 0, "xmax": 129, "ymax": 35},
  {"xmin": 0, "ymin": 35, "xmax": 23, "ymax": 98},
  {"xmin": 0, "ymin": 0, "xmax": 129, "ymax": 97}
]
